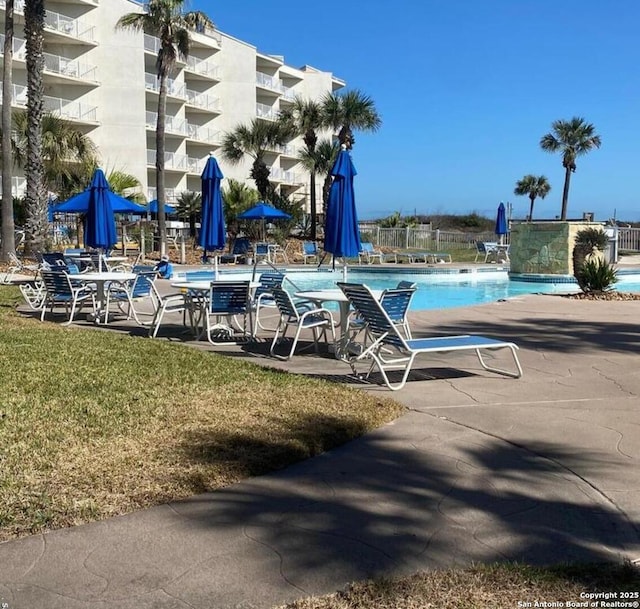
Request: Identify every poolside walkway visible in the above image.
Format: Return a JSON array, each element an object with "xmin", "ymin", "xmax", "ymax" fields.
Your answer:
[{"xmin": 1, "ymin": 276, "xmax": 640, "ymax": 608}]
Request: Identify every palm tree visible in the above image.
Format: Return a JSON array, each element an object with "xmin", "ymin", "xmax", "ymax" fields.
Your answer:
[
  {"xmin": 221, "ymin": 178, "xmax": 259, "ymax": 240},
  {"xmin": 1, "ymin": 0, "xmax": 15, "ymax": 261},
  {"xmin": 279, "ymin": 97, "xmax": 323, "ymax": 240},
  {"xmin": 321, "ymin": 89, "xmax": 381, "ymax": 150},
  {"xmin": 23, "ymin": 0, "xmax": 47, "ymax": 255},
  {"xmin": 514, "ymin": 174, "xmax": 551, "ymax": 221},
  {"xmin": 540, "ymin": 117, "xmax": 601, "ymax": 221},
  {"xmin": 175, "ymin": 190, "xmax": 202, "ymax": 238},
  {"xmin": 220, "ymin": 118, "xmax": 294, "ymax": 201},
  {"xmin": 8, "ymin": 111, "xmax": 98, "ymax": 201},
  {"xmin": 116, "ymin": 0, "xmax": 213, "ymax": 256},
  {"xmin": 299, "ymin": 138, "xmax": 339, "ymax": 222},
  {"xmin": 105, "ymin": 169, "xmax": 145, "ymax": 203}
]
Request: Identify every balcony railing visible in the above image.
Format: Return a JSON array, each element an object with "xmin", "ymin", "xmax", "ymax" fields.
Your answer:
[
  {"xmin": 269, "ymin": 168, "xmax": 302, "ymax": 184},
  {"xmin": 185, "ymin": 56, "xmax": 220, "ymax": 80},
  {"xmin": 256, "ymin": 102, "xmax": 278, "ymax": 121},
  {"xmin": 147, "ymin": 149, "xmax": 188, "ymax": 171},
  {"xmin": 145, "ymin": 73, "xmax": 186, "ymax": 99},
  {"xmin": 0, "ymin": 84, "xmax": 97, "ymax": 122},
  {"xmin": 147, "ymin": 187, "xmax": 178, "ymax": 203},
  {"xmin": 185, "ymin": 89, "xmax": 220, "ymax": 112},
  {"xmin": 145, "ymin": 112, "xmax": 188, "ymax": 136},
  {"xmin": 45, "ymin": 9, "xmax": 95, "ymax": 42},
  {"xmin": 186, "ymin": 122, "xmax": 220, "ymax": 144},
  {"xmin": 187, "ymin": 156, "xmax": 206, "ymax": 174},
  {"xmin": 256, "ymin": 71, "xmax": 294, "ymax": 100}
]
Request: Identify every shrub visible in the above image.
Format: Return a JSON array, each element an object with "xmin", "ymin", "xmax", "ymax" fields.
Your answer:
[{"xmin": 576, "ymin": 257, "xmax": 618, "ymax": 293}]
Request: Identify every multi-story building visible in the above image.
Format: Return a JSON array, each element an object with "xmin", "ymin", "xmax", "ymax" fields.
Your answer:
[{"xmin": 0, "ymin": 0, "xmax": 345, "ymax": 213}]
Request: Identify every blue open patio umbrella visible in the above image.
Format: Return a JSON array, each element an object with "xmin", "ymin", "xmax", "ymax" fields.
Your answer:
[
  {"xmin": 237, "ymin": 202, "xmax": 291, "ymax": 241},
  {"xmin": 198, "ymin": 154, "xmax": 226, "ymax": 264},
  {"xmin": 495, "ymin": 202, "xmax": 508, "ymax": 245},
  {"xmin": 324, "ymin": 147, "xmax": 361, "ymax": 266},
  {"xmin": 148, "ymin": 199, "xmax": 177, "ymax": 215},
  {"xmin": 55, "ymin": 183, "xmax": 147, "ymax": 215},
  {"xmin": 83, "ymin": 168, "xmax": 118, "ymax": 251}
]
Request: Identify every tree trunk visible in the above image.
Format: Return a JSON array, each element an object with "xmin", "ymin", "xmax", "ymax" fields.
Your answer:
[
  {"xmin": 156, "ymin": 72, "xmax": 168, "ymax": 256},
  {"xmin": 23, "ymin": 0, "xmax": 47, "ymax": 256},
  {"xmin": 560, "ymin": 165, "xmax": 572, "ymax": 221},
  {"xmin": 528, "ymin": 195, "xmax": 535, "ymax": 222},
  {"xmin": 1, "ymin": 0, "xmax": 15, "ymax": 261}
]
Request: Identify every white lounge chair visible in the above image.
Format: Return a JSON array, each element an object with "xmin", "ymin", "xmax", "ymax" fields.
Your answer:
[{"xmin": 338, "ymin": 282, "xmax": 522, "ymax": 391}]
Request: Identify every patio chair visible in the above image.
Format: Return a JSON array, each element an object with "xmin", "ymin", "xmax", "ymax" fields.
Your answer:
[
  {"xmin": 19, "ymin": 279, "xmax": 47, "ymax": 310},
  {"xmin": 252, "ymin": 271, "xmax": 286, "ymax": 335},
  {"xmin": 358, "ymin": 242, "xmax": 384, "ymax": 265},
  {"xmin": 301, "ymin": 241, "xmax": 319, "ymax": 264},
  {"xmin": 103, "ymin": 270, "xmax": 161, "ymax": 325},
  {"xmin": 337, "ymin": 282, "xmax": 522, "ymax": 391},
  {"xmin": 220, "ymin": 237, "xmax": 251, "ymax": 264},
  {"xmin": 40, "ymin": 269, "xmax": 96, "ymax": 325},
  {"xmin": 204, "ymin": 280, "xmax": 253, "ymax": 345},
  {"xmin": 269, "ymin": 286, "xmax": 336, "ymax": 360},
  {"xmin": 148, "ymin": 292, "xmax": 189, "ymax": 338},
  {"xmin": 474, "ymin": 241, "xmax": 499, "ymax": 263},
  {"xmin": 254, "ymin": 242, "xmax": 271, "ymax": 264}
]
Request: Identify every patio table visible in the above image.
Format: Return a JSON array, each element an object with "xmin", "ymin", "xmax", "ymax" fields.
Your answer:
[{"xmin": 68, "ymin": 271, "xmax": 135, "ymax": 323}]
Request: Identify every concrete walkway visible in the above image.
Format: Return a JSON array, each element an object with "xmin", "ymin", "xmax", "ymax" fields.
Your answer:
[{"xmin": 1, "ymin": 287, "xmax": 640, "ymax": 608}]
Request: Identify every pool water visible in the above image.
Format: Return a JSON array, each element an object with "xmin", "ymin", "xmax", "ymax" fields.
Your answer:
[{"xmin": 183, "ymin": 268, "xmax": 640, "ymax": 312}]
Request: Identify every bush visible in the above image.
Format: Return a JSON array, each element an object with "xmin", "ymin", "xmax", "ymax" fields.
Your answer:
[{"xmin": 576, "ymin": 257, "xmax": 618, "ymax": 293}]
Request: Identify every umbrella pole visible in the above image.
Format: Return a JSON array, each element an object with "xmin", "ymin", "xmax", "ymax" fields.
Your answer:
[
  {"xmin": 214, "ymin": 254, "xmax": 219, "ymax": 281},
  {"xmin": 342, "ymin": 258, "xmax": 348, "ymax": 282}
]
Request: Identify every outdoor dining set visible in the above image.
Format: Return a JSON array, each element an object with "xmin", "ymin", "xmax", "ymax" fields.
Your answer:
[{"xmin": 18, "ymin": 260, "xmax": 523, "ymax": 391}]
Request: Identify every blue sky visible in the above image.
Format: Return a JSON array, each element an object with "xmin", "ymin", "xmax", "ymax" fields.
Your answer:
[{"xmin": 189, "ymin": 0, "xmax": 640, "ymax": 222}]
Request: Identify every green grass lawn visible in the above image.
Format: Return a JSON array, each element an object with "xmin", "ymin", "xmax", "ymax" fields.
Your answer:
[{"xmin": 0, "ymin": 285, "xmax": 403, "ymax": 541}]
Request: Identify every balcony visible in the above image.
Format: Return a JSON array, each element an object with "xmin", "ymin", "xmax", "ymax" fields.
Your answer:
[
  {"xmin": 1, "ymin": 84, "xmax": 97, "ymax": 123},
  {"xmin": 2, "ymin": 35, "xmax": 98, "ymax": 82},
  {"xmin": 147, "ymin": 187, "xmax": 178, "ymax": 203},
  {"xmin": 185, "ymin": 57, "xmax": 220, "ymax": 81},
  {"xmin": 145, "ymin": 112, "xmax": 188, "ymax": 137},
  {"xmin": 187, "ymin": 156, "xmax": 206, "ymax": 174},
  {"xmin": 186, "ymin": 122, "xmax": 220, "ymax": 145},
  {"xmin": 145, "ymin": 73, "xmax": 186, "ymax": 100},
  {"xmin": 256, "ymin": 102, "xmax": 278, "ymax": 121},
  {"xmin": 185, "ymin": 89, "xmax": 220, "ymax": 113},
  {"xmin": 147, "ymin": 150, "xmax": 188, "ymax": 172},
  {"xmin": 269, "ymin": 167, "xmax": 302, "ymax": 185},
  {"xmin": 45, "ymin": 9, "xmax": 95, "ymax": 43}
]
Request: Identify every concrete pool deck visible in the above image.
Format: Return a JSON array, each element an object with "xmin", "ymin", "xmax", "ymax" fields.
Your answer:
[{"xmin": 1, "ymin": 272, "xmax": 640, "ymax": 608}]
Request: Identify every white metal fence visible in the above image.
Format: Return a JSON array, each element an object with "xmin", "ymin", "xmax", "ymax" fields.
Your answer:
[{"xmin": 360, "ymin": 226, "xmax": 640, "ymax": 253}]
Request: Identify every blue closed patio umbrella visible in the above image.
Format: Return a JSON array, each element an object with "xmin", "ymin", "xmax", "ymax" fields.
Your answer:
[
  {"xmin": 198, "ymin": 154, "xmax": 226, "ymax": 267},
  {"xmin": 84, "ymin": 168, "xmax": 118, "ymax": 251},
  {"xmin": 495, "ymin": 202, "xmax": 508, "ymax": 245},
  {"xmin": 324, "ymin": 147, "xmax": 361, "ymax": 269},
  {"xmin": 237, "ymin": 202, "xmax": 291, "ymax": 241}
]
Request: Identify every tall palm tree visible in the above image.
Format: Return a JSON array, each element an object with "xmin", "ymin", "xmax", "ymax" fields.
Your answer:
[
  {"xmin": 298, "ymin": 138, "xmax": 339, "ymax": 222},
  {"xmin": 321, "ymin": 89, "xmax": 382, "ymax": 150},
  {"xmin": 220, "ymin": 118, "xmax": 294, "ymax": 201},
  {"xmin": 23, "ymin": 0, "xmax": 47, "ymax": 255},
  {"xmin": 175, "ymin": 190, "xmax": 202, "ymax": 238},
  {"xmin": 279, "ymin": 97, "xmax": 323, "ymax": 240},
  {"xmin": 221, "ymin": 178, "xmax": 259, "ymax": 240},
  {"xmin": 540, "ymin": 117, "xmax": 601, "ymax": 221},
  {"xmin": 1, "ymin": 0, "xmax": 15, "ymax": 261},
  {"xmin": 9, "ymin": 111, "xmax": 98, "ymax": 201},
  {"xmin": 514, "ymin": 174, "xmax": 551, "ymax": 221},
  {"xmin": 116, "ymin": 0, "xmax": 213, "ymax": 256}
]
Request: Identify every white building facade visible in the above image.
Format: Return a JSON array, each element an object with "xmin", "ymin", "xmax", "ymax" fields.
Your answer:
[{"xmin": 0, "ymin": 0, "xmax": 345, "ymax": 212}]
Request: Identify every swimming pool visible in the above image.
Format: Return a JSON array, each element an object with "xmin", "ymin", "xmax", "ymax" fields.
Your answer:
[{"xmin": 179, "ymin": 268, "xmax": 640, "ymax": 311}]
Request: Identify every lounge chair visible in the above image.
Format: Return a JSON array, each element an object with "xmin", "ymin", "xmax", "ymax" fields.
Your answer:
[
  {"xmin": 1, "ymin": 252, "xmax": 40, "ymax": 284},
  {"xmin": 475, "ymin": 241, "xmax": 499, "ymax": 263},
  {"xmin": 301, "ymin": 241, "xmax": 319, "ymax": 264},
  {"xmin": 358, "ymin": 242, "xmax": 384, "ymax": 264},
  {"xmin": 337, "ymin": 282, "xmax": 522, "ymax": 391},
  {"xmin": 220, "ymin": 238, "xmax": 251, "ymax": 264}
]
